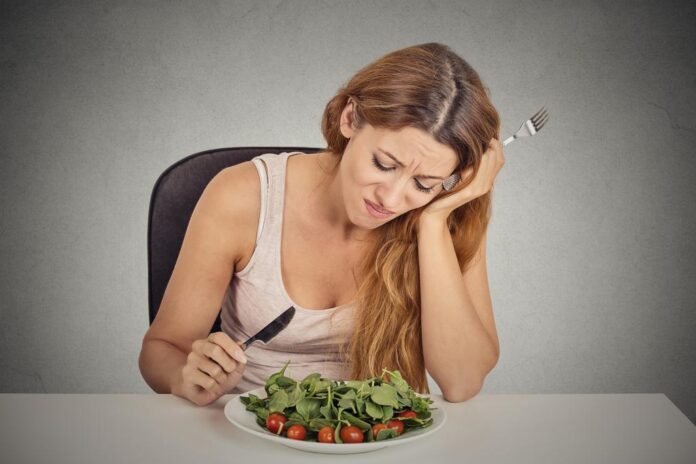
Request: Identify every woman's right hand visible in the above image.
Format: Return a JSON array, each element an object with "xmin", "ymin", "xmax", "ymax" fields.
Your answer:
[{"xmin": 173, "ymin": 332, "xmax": 248, "ymax": 406}]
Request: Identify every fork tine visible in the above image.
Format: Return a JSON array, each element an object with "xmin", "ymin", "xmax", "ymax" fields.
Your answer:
[
  {"xmin": 531, "ymin": 107, "xmax": 547, "ymax": 125},
  {"xmin": 533, "ymin": 114, "xmax": 549, "ymax": 130},
  {"xmin": 505, "ymin": 106, "xmax": 549, "ymax": 146},
  {"xmin": 530, "ymin": 106, "xmax": 546, "ymax": 123}
]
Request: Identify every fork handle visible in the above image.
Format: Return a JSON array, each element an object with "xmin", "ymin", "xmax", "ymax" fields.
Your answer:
[{"xmin": 502, "ymin": 135, "xmax": 515, "ymax": 146}]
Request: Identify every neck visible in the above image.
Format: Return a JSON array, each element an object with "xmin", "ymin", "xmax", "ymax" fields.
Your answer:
[{"xmin": 309, "ymin": 151, "xmax": 372, "ymax": 243}]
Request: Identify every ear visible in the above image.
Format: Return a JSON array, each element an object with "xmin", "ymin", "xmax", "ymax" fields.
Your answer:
[{"xmin": 339, "ymin": 97, "xmax": 360, "ymax": 139}]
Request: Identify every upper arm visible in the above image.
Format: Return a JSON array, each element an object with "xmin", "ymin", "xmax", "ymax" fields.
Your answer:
[
  {"xmin": 143, "ymin": 162, "xmax": 261, "ymax": 353},
  {"xmin": 462, "ymin": 232, "xmax": 500, "ymax": 359}
]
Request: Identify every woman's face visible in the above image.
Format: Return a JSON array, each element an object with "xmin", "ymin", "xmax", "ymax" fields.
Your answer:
[{"xmin": 338, "ymin": 101, "xmax": 459, "ymax": 226}]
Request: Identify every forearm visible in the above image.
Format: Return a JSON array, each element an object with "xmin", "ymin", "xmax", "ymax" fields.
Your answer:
[
  {"xmin": 138, "ymin": 338, "xmax": 188, "ymax": 394},
  {"xmin": 417, "ymin": 218, "xmax": 498, "ymax": 401}
]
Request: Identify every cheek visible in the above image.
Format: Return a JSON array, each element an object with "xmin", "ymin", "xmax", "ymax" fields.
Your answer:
[
  {"xmin": 353, "ymin": 166, "xmax": 379, "ymax": 186},
  {"xmin": 350, "ymin": 169, "xmax": 383, "ymax": 199},
  {"xmin": 342, "ymin": 166, "xmax": 370, "ymax": 206}
]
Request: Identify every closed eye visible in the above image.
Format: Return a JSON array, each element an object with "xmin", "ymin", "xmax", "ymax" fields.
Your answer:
[{"xmin": 371, "ymin": 155, "xmax": 435, "ymax": 193}]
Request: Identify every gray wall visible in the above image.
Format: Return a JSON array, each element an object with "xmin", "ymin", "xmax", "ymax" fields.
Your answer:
[{"xmin": 1, "ymin": 0, "xmax": 694, "ymax": 424}]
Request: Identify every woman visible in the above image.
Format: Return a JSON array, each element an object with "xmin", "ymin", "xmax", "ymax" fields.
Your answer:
[{"xmin": 139, "ymin": 42, "xmax": 504, "ymax": 407}]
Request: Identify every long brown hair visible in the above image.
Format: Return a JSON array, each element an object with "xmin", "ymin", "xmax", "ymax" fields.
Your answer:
[{"xmin": 322, "ymin": 43, "xmax": 500, "ymax": 393}]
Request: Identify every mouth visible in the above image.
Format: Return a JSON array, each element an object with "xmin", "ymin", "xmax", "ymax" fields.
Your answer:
[{"xmin": 364, "ymin": 199, "xmax": 394, "ymax": 219}]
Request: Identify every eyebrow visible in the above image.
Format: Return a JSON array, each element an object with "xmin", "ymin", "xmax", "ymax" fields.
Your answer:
[{"xmin": 377, "ymin": 148, "xmax": 445, "ymax": 180}]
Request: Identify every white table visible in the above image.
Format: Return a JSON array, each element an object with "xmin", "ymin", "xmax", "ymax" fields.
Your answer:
[{"xmin": 1, "ymin": 393, "xmax": 694, "ymax": 463}]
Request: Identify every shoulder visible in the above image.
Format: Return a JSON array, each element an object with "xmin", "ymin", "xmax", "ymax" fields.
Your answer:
[
  {"xmin": 211, "ymin": 160, "xmax": 261, "ymax": 203},
  {"xmin": 200, "ymin": 160, "xmax": 262, "ymax": 265},
  {"xmin": 204, "ymin": 160, "xmax": 261, "ymax": 220}
]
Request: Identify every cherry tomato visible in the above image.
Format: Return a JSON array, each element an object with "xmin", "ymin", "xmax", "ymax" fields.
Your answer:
[
  {"xmin": 266, "ymin": 413, "xmax": 287, "ymax": 435},
  {"xmin": 371, "ymin": 423, "xmax": 388, "ymax": 439},
  {"xmin": 340, "ymin": 425, "xmax": 364, "ymax": 443},
  {"xmin": 286, "ymin": 424, "xmax": 307, "ymax": 440},
  {"xmin": 318, "ymin": 426, "xmax": 335, "ymax": 443},
  {"xmin": 386, "ymin": 419, "xmax": 405, "ymax": 435},
  {"xmin": 398, "ymin": 410, "xmax": 418, "ymax": 419}
]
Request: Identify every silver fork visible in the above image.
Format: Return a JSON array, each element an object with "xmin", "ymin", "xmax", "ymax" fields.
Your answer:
[
  {"xmin": 442, "ymin": 106, "xmax": 549, "ymax": 191},
  {"xmin": 502, "ymin": 106, "xmax": 549, "ymax": 146}
]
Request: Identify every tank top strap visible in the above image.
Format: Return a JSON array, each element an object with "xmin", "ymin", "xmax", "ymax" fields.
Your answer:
[
  {"xmin": 250, "ymin": 157, "xmax": 269, "ymax": 243},
  {"xmin": 249, "ymin": 151, "xmax": 300, "ymax": 247}
]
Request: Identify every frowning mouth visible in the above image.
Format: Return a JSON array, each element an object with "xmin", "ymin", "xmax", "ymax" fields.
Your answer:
[{"xmin": 365, "ymin": 199, "xmax": 394, "ymax": 219}]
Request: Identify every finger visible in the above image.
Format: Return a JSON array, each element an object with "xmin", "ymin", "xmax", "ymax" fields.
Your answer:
[
  {"xmin": 488, "ymin": 141, "xmax": 504, "ymax": 176},
  {"xmin": 486, "ymin": 138, "xmax": 502, "ymax": 160},
  {"xmin": 460, "ymin": 165, "xmax": 475, "ymax": 184},
  {"xmin": 191, "ymin": 338, "xmax": 204, "ymax": 353},
  {"xmin": 486, "ymin": 149, "xmax": 499, "ymax": 176},
  {"xmin": 189, "ymin": 350, "xmax": 232, "ymax": 383},
  {"xmin": 233, "ymin": 356, "xmax": 246, "ymax": 374},
  {"xmin": 491, "ymin": 138, "xmax": 504, "ymax": 165},
  {"xmin": 221, "ymin": 357, "xmax": 247, "ymax": 386},
  {"xmin": 485, "ymin": 153, "xmax": 500, "ymax": 190},
  {"xmin": 199, "ymin": 341, "xmax": 238, "ymax": 374},
  {"xmin": 187, "ymin": 367, "xmax": 221, "ymax": 395},
  {"xmin": 183, "ymin": 361, "xmax": 220, "ymax": 395},
  {"xmin": 470, "ymin": 156, "xmax": 494, "ymax": 195},
  {"xmin": 208, "ymin": 332, "xmax": 248, "ymax": 365},
  {"xmin": 473, "ymin": 155, "xmax": 491, "ymax": 186}
]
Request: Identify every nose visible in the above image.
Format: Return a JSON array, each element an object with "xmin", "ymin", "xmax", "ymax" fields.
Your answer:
[{"xmin": 374, "ymin": 177, "xmax": 410, "ymax": 211}]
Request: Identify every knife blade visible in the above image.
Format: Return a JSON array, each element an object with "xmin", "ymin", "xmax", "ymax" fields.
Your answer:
[{"xmin": 240, "ymin": 306, "xmax": 296, "ymax": 351}]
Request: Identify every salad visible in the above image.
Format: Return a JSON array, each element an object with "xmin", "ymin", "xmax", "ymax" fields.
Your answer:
[{"xmin": 239, "ymin": 360, "xmax": 436, "ymax": 443}]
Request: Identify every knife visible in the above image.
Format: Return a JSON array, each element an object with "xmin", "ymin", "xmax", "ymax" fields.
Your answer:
[{"xmin": 240, "ymin": 306, "xmax": 296, "ymax": 351}]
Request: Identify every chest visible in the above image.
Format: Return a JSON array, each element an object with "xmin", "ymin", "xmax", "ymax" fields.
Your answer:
[{"xmin": 280, "ymin": 218, "xmax": 365, "ymax": 310}]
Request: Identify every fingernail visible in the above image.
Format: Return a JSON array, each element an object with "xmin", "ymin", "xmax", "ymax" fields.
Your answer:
[{"xmin": 238, "ymin": 351, "xmax": 247, "ymax": 363}]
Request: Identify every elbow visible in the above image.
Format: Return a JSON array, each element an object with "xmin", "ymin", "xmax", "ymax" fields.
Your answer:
[
  {"xmin": 442, "ymin": 353, "xmax": 499, "ymax": 403},
  {"xmin": 442, "ymin": 379, "xmax": 483, "ymax": 403}
]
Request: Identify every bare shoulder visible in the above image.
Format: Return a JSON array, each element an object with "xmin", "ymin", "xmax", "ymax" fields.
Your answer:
[
  {"xmin": 211, "ymin": 161, "xmax": 261, "ymax": 211},
  {"xmin": 203, "ymin": 161, "xmax": 261, "ymax": 270}
]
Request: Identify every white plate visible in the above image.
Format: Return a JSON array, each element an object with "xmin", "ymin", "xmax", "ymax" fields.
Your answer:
[{"xmin": 224, "ymin": 386, "xmax": 447, "ymax": 454}]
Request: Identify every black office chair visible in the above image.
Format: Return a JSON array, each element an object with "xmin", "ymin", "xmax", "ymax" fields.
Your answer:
[{"xmin": 147, "ymin": 146, "xmax": 323, "ymax": 334}]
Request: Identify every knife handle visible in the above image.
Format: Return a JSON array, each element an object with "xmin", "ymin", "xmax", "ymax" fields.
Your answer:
[{"xmin": 239, "ymin": 339, "xmax": 252, "ymax": 351}]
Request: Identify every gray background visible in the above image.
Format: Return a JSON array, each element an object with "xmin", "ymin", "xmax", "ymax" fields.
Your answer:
[{"xmin": 1, "ymin": 0, "xmax": 694, "ymax": 425}]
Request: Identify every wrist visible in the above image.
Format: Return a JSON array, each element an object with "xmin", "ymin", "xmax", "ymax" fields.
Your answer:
[{"xmin": 417, "ymin": 213, "xmax": 449, "ymax": 234}]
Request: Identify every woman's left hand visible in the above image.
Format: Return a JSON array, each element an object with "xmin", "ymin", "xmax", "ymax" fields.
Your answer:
[{"xmin": 421, "ymin": 138, "xmax": 505, "ymax": 223}]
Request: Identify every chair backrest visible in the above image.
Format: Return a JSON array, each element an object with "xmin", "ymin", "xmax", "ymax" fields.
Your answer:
[{"xmin": 147, "ymin": 146, "xmax": 323, "ymax": 334}]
